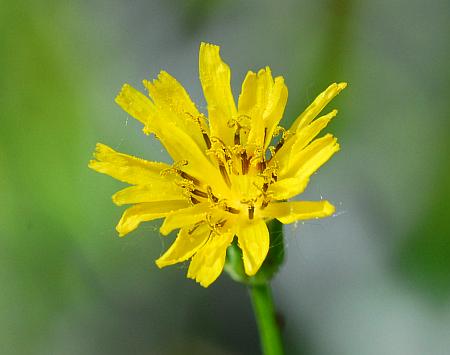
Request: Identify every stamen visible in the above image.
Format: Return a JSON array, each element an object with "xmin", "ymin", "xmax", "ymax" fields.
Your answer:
[
  {"xmin": 192, "ymin": 189, "xmax": 208, "ymax": 198},
  {"xmin": 260, "ymin": 163, "xmax": 278, "ymax": 183},
  {"xmin": 206, "ymin": 186, "xmax": 219, "ymax": 203},
  {"xmin": 188, "ymin": 222, "xmax": 202, "ymax": 234},
  {"xmin": 228, "ymin": 115, "xmax": 251, "ymax": 129},
  {"xmin": 160, "ymin": 160, "xmax": 188, "ymax": 177},
  {"xmin": 216, "ymin": 219, "xmax": 226, "ymax": 228},
  {"xmin": 261, "ymin": 200, "xmax": 269, "ymax": 209},
  {"xmin": 226, "ymin": 158, "xmax": 239, "ymax": 176},
  {"xmin": 208, "ymin": 136, "xmax": 234, "ymax": 167},
  {"xmin": 176, "ymin": 179, "xmax": 195, "ymax": 191},
  {"xmin": 228, "ymin": 115, "xmax": 251, "ymax": 146},
  {"xmin": 202, "ymin": 132, "xmax": 212, "ymax": 149},
  {"xmin": 274, "ymin": 138, "xmax": 285, "ymax": 153},
  {"xmin": 206, "ymin": 215, "xmax": 226, "ymax": 234},
  {"xmin": 273, "ymin": 126, "xmax": 284, "ymax": 136},
  {"xmin": 179, "ymin": 171, "xmax": 201, "ymax": 186},
  {"xmin": 218, "ymin": 162, "xmax": 232, "ymax": 187},
  {"xmin": 161, "ymin": 160, "xmax": 202, "ymax": 186},
  {"xmin": 210, "ymin": 136, "xmax": 228, "ymax": 150},
  {"xmin": 186, "ymin": 112, "xmax": 212, "ymax": 149},
  {"xmin": 190, "ymin": 197, "xmax": 200, "ymax": 205},
  {"xmin": 241, "ymin": 150, "xmax": 249, "ymax": 175},
  {"xmin": 248, "ymin": 205, "xmax": 255, "ymax": 220},
  {"xmin": 256, "ymin": 159, "xmax": 267, "ymax": 173},
  {"xmin": 250, "ymin": 147, "xmax": 264, "ymax": 167},
  {"xmin": 234, "ymin": 130, "xmax": 240, "ymax": 145},
  {"xmin": 240, "ymin": 198, "xmax": 257, "ymax": 205},
  {"xmin": 273, "ymin": 127, "xmax": 293, "ymax": 153},
  {"xmin": 224, "ymin": 206, "xmax": 241, "ymax": 214}
]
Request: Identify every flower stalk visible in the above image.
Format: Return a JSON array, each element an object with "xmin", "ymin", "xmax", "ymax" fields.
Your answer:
[
  {"xmin": 225, "ymin": 219, "xmax": 285, "ymax": 354},
  {"xmin": 249, "ymin": 282, "xmax": 284, "ymax": 355}
]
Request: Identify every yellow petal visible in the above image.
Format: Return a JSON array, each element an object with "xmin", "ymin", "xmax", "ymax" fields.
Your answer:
[
  {"xmin": 238, "ymin": 68, "xmax": 288, "ymax": 151},
  {"xmin": 115, "ymin": 84, "xmax": 155, "ymax": 132},
  {"xmin": 199, "ymin": 42, "xmax": 236, "ymax": 145},
  {"xmin": 116, "ymin": 200, "xmax": 189, "ymax": 237},
  {"xmin": 261, "ymin": 200, "xmax": 335, "ymax": 223},
  {"xmin": 155, "ymin": 223, "xmax": 210, "ymax": 268},
  {"xmin": 142, "ymin": 108, "xmax": 225, "ymax": 191},
  {"xmin": 155, "ymin": 120, "xmax": 225, "ymax": 188},
  {"xmin": 238, "ymin": 70, "xmax": 258, "ymax": 113},
  {"xmin": 236, "ymin": 220, "xmax": 269, "ymax": 276},
  {"xmin": 263, "ymin": 76, "xmax": 288, "ymax": 149},
  {"xmin": 143, "ymin": 71, "xmax": 208, "ymax": 150},
  {"xmin": 289, "ymin": 82, "xmax": 347, "ymax": 132},
  {"xmin": 280, "ymin": 134, "xmax": 339, "ymax": 180},
  {"xmin": 274, "ymin": 110, "xmax": 337, "ymax": 172},
  {"xmin": 239, "ymin": 67, "xmax": 273, "ymax": 149},
  {"xmin": 293, "ymin": 109, "xmax": 337, "ymax": 150},
  {"xmin": 159, "ymin": 203, "xmax": 212, "ymax": 236},
  {"xmin": 115, "ymin": 84, "xmax": 221, "ymax": 188},
  {"xmin": 88, "ymin": 143, "xmax": 170, "ymax": 185},
  {"xmin": 187, "ymin": 232, "xmax": 234, "ymax": 287},
  {"xmin": 112, "ymin": 183, "xmax": 184, "ymax": 206},
  {"xmin": 237, "ymin": 70, "xmax": 258, "ymax": 145},
  {"xmin": 267, "ymin": 177, "xmax": 309, "ymax": 200}
]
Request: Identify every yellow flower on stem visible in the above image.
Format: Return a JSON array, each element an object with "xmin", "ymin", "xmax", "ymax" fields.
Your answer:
[{"xmin": 89, "ymin": 43, "xmax": 346, "ymax": 287}]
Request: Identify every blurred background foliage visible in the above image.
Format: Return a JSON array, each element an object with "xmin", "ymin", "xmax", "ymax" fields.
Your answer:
[{"xmin": 1, "ymin": 0, "xmax": 449, "ymax": 354}]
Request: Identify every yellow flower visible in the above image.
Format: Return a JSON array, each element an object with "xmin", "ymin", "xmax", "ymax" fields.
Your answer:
[{"xmin": 89, "ymin": 43, "xmax": 346, "ymax": 287}]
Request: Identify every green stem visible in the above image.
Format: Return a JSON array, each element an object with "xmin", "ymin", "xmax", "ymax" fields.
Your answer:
[{"xmin": 249, "ymin": 283, "xmax": 284, "ymax": 355}]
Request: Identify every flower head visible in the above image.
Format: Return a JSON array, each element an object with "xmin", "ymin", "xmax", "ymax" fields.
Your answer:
[{"xmin": 89, "ymin": 43, "xmax": 346, "ymax": 287}]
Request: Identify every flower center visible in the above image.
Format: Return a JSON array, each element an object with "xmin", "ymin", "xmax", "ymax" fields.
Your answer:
[{"xmin": 162, "ymin": 116, "xmax": 286, "ymax": 221}]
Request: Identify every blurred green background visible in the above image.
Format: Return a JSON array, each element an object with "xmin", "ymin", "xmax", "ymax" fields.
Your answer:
[{"xmin": 1, "ymin": 0, "xmax": 450, "ymax": 354}]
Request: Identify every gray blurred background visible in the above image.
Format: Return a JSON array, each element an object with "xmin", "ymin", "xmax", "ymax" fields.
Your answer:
[{"xmin": 1, "ymin": 0, "xmax": 450, "ymax": 354}]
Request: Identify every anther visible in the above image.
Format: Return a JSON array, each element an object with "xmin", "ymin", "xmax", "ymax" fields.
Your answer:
[
  {"xmin": 250, "ymin": 147, "xmax": 264, "ymax": 167},
  {"xmin": 218, "ymin": 162, "xmax": 232, "ymax": 187},
  {"xmin": 190, "ymin": 197, "xmax": 200, "ymax": 205},
  {"xmin": 188, "ymin": 222, "xmax": 202, "ymax": 234},
  {"xmin": 179, "ymin": 171, "xmax": 201, "ymax": 186},
  {"xmin": 206, "ymin": 186, "xmax": 219, "ymax": 203},
  {"xmin": 216, "ymin": 219, "xmax": 226, "ymax": 228},
  {"xmin": 229, "ymin": 115, "xmax": 252, "ymax": 146},
  {"xmin": 260, "ymin": 163, "xmax": 278, "ymax": 183},
  {"xmin": 161, "ymin": 160, "xmax": 188, "ymax": 177},
  {"xmin": 224, "ymin": 206, "xmax": 241, "ymax": 214},
  {"xmin": 257, "ymin": 159, "xmax": 267, "ymax": 173},
  {"xmin": 248, "ymin": 205, "xmax": 255, "ymax": 220},
  {"xmin": 273, "ymin": 126, "xmax": 292, "ymax": 154},
  {"xmin": 176, "ymin": 179, "xmax": 195, "ymax": 191},
  {"xmin": 274, "ymin": 138, "xmax": 285, "ymax": 153},
  {"xmin": 234, "ymin": 130, "xmax": 240, "ymax": 145},
  {"xmin": 241, "ymin": 151, "xmax": 249, "ymax": 175},
  {"xmin": 192, "ymin": 189, "xmax": 208, "ymax": 198},
  {"xmin": 209, "ymin": 136, "xmax": 233, "ymax": 163},
  {"xmin": 202, "ymin": 132, "xmax": 211, "ymax": 149},
  {"xmin": 161, "ymin": 160, "xmax": 202, "ymax": 185},
  {"xmin": 206, "ymin": 215, "xmax": 226, "ymax": 234},
  {"xmin": 186, "ymin": 112, "xmax": 212, "ymax": 149}
]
